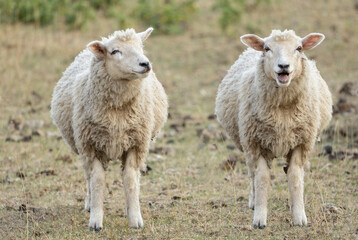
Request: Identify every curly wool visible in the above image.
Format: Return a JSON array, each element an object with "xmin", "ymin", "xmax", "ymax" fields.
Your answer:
[
  {"xmin": 215, "ymin": 48, "xmax": 332, "ymax": 164},
  {"xmin": 50, "ymin": 45, "xmax": 168, "ymax": 170},
  {"xmin": 102, "ymin": 28, "xmax": 138, "ymax": 43}
]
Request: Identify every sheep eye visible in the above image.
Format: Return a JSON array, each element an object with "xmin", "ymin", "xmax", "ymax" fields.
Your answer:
[
  {"xmin": 296, "ymin": 46, "xmax": 302, "ymax": 52},
  {"xmin": 111, "ymin": 50, "xmax": 121, "ymax": 55},
  {"xmin": 264, "ymin": 47, "xmax": 271, "ymax": 52}
]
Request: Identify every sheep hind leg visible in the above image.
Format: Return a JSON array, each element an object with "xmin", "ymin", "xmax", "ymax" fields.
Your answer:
[
  {"xmin": 248, "ymin": 164, "xmax": 255, "ymax": 210},
  {"xmin": 89, "ymin": 159, "xmax": 105, "ymax": 232},
  {"xmin": 288, "ymin": 147, "xmax": 307, "ymax": 226},
  {"xmin": 123, "ymin": 149, "xmax": 143, "ymax": 228},
  {"xmin": 253, "ymin": 156, "xmax": 270, "ymax": 229},
  {"xmin": 83, "ymin": 160, "xmax": 91, "ymax": 212}
]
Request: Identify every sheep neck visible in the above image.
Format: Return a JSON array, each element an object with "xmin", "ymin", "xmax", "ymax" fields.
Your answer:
[
  {"xmin": 255, "ymin": 58, "xmax": 309, "ymax": 109},
  {"xmin": 88, "ymin": 58, "xmax": 143, "ymax": 110}
]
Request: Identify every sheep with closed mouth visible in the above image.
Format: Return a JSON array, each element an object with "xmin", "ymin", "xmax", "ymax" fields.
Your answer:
[
  {"xmin": 215, "ymin": 30, "xmax": 332, "ymax": 229},
  {"xmin": 50, "ymin": 28, "xmax": 168, "ymax": 231}
]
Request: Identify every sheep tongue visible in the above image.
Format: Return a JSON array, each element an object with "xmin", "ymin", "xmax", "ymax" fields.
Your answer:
[{"xmin": 278, "ymin": 74, "xmax": 289, "ymax": 83}]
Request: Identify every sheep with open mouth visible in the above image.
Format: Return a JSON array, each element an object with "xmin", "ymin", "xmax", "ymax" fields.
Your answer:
[{"xmin": 215, "ymin": 30, "xmax": 332, "ymax": 229}]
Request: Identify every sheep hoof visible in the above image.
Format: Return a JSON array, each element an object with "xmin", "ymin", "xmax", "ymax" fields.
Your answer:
[
  {"xmin": 293, "ymin": 221, "xmax": 307, "ymax": 227},
  {"xmin": 128, "ymin": 212, "xmax": 144, "ymax": 229},
  {"xmin": 253, "ymin": 223, "xmax": 266, "ymax": 229},
  {"xmin": 129, "ymin": 220, "xmax": 144, "ymax": 229},
  {"xmin": 89, "ymin": 226, "xmax": 102, "ymax": 232},
  {"xmin": 89, "ymin": 211, "xmax": 103, "ymax": 232},
  {"xmin": 130, "ymin": 225, "xmax": 142, "ymax": 229},
  {"xmin": 292, "ymin": 210, "xmax": 307, "ymax": 226}
]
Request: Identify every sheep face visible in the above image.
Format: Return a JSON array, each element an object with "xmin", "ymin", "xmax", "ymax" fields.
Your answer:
[
  {"xmin": 241, "ymin": 30, "xmax": 325, "ymax": 87},
  {"xmin": 87, "ymin": 28, "xmax": 154, "ymax": 81}
]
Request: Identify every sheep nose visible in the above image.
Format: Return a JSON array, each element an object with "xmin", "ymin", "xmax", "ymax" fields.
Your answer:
[
  {"xmin": 139, "ymin": 61, "xmax": 150, "ymax": 70},
  {"xmin": 278, "ymin": 64, "xmax": 289, "ymax": 69}
]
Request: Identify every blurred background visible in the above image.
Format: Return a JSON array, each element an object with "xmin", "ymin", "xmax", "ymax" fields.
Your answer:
[{"xmin": 0, "ymin": 0, "xmax": 357, "ymax": 239}]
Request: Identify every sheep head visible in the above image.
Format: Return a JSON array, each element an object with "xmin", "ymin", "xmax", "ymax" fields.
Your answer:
[
  {"xmin": 240, "ymin": 30, "xmax": 325, "ymax": 87},
  {"xmin": 87, "ymin": 27, "xmax": 154, "ymax": 81}
]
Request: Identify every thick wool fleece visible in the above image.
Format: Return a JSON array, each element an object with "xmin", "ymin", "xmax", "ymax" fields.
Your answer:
[
  {"xmin": 215, "ymin": 48, "xmax": 332, "ymax": 164},
  {"xmin": 51, "ymin": 50, "xmax": 168, "ymax": 169}
]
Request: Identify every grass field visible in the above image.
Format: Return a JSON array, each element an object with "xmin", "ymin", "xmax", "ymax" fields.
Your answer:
[{"xmin": 0, "ymin": 0, "xmax": 358, "ymax": 239}]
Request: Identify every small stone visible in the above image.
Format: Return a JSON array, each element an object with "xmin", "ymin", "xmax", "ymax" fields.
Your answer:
[
  {"xmin": 216, "ymin": 131, "xmax": 228, "ymax": 141},
  {"xmin": 321, "ymin": 202, "xmax": 343, "ymax": 214},
  {"xmin": 16, "ymin": 171, "xmax": 26, "ymax": 179},
  {"xmin": 226, "ymin": 145, "xmax": 235, "ymax": 150},
  {"xmin": 169, "ymin": 123, "xmax": 181, "ymax": 132},
  {"xmin": 32, "ymin": 129, "xmax": 45, "ymax": 137},
  {"xmin": 140, "ymin": 165, "xmax": 152, "ymax": 176},
  {"xmin": 242, "ymin": 225, "xmax": 252, "ymax": 231},
  {"xmin": 336, "ymin": 98, "xmax": 356, "ymax": 114},
  {"xmin": 220, "ymin": 154, "xmax": 238, "ymax": 171},
  {"xmin": 46, "ymin": 131, "xmax": 62, "ymax": 140},
  {"xmin": 339, "ymin": 82, "xmax": 357, "ymax": 96},
  {"xmin": 38, "ymin": 170, "xmax": 56, "ymax": 176},
  {"xmin": 24, "ymin": 120, "xmax": 44, "ymax": 130},
  {"xmin": 196, "ymin": 128, "xmax": 203, "ymax": 137},
  {"xmin": 209, "ymin": 144, "xmax": 218, "ymax": 151},
  {"xmin": 19, "ymin": 204, "xmax": 27, "ymax": 212},
  {"xmin": 207, "ymin": 114, "xmax": 216, "ymax": 120},
  {"xmin": 5, "ymin": 135, "xmax": 22, "ymax": 142},
  {"xmin": 56, "ymin": 154, "xmax": 72, "ymax": 163},
  {"xmin": 236, "ymin": 196, "xmax": 245, "ymax": 202},
  {"xmin": 172, "ymin": 196, "xmax": 181, "ymax": 200},
  {"xmin": 200, "ymin": 129, "xmax": 213, "ymax": 144},
  {"xmin": 22, "ymin": 135, "xmax": 32, "ymax": 142},
  {"xmin": 149, "ymin": 146, "xmax": 175, "ymax": 156},
  {"xmin": 7, "ymin": 116, "xmax": 23, "ymax": 131},
  {"xmin": 324, "ymin": 145, "xmax": 333, "ymax": 155}
]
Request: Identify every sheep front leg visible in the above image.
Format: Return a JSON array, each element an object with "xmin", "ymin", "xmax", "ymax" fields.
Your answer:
[
  {"xmin": 253, "ymin": 156, "xmax": 270, "ymax": 229},
  {"xmin": 288, "ymin": 147, "xmax": 307, "ymax": 226},
  {"xmin": 89, "ymin": 159, "xmax": 106, "ymax": 232},
  {"xmin": 123, "ymin": 149, "xmax": 143, "ymax": 228}
]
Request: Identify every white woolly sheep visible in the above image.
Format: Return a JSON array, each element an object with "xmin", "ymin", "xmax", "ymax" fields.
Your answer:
[
  {"xmin": 215, "ymin": 30, "xmax": 332, "ymax": 229},
  {"xmin": 51, "ymin": 28, "xmax": 168, "ymax": 231}
]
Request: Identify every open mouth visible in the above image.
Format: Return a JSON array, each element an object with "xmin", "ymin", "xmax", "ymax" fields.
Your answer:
[{"xmin": 277, "ymin": 71, "xmax": 290, "ymax": 84}]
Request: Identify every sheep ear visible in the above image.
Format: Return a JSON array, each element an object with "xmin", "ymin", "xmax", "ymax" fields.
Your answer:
[
  {"xmin": 301, "ymin": 33, "xmax": 325, "ymax": 51},
  {"xmin": 137, "ymin": 27, "xmax": 154, "ymax": 43},
  {"xmin": 240, "ymin": 34, "xmax": 265, "ymax": 51},
  {"xmin": 87, "ymin": 41, "xmax": 107, "ymax": 57}
]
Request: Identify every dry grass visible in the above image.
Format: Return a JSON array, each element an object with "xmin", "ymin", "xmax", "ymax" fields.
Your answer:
[{"xmin": 1, "ymin": 0, "xmax": 358, "ymax": 239}]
